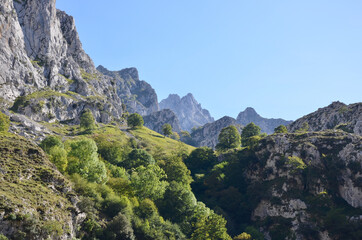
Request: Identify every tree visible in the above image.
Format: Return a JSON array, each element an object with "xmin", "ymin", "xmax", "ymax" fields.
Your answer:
[
  {"xmin": 80, "ymin": 109, "xmax": 96, "ymax": 131},
  {"xmin": 274, "ymin": 125, "xmax": 288, "ymax": 134},
  {"xmin": 127, "ymin": 113, "xmax": 144, "ymax": 128},
  {"xmin": 130, "ymin": 165, "xmax": 169, "ymax": 201},
  {"xmin": 0, "ymin": 112, "xmax": 10, "ymax": 132},
  {"xmin": 241, "ymin": 122, "xmax": 261, "ymax": 139},
  {"xmin": 162, "ymin": 123, "xmax": 173, "ymax": 137},
  {"xmin": 104, "ymin": 213, "xmax": 135, "ymax": 240},
  {"xmin": 158, "ymin": 181, "xmax": 197, "ymax": 223},
  {"xmin": 122, "ymin": 149, "xmax": 155, "ymax": 169},
  {"xmin": 67, "ymin": 138, "xmax": 108, "ymax": 184},
  {"xmin": 241, "ymin": 123, "xmax": 261, "ymax": 147},
  {"xmin": 48, "ymin": 146, "xmax": 68, "ymax": 173},
  {"xmin": 185, "ymin": 147, "xmax": 217, "ymax": 174},
  {"xmin": 216, "ymin": 125, "xmax": 241, "ymax": 151},
  {"xmin": 40, "ymin": 136, "xmax": 64, "ymax": 154}
]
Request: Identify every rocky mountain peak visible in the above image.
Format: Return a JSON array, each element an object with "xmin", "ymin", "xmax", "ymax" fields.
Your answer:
[
  {"xmin": 97, "ymin": 65, "xmax": 159, "ymax": 115},
  {"xmin": 118, "ymin": 67, "xmax": 139, "ymax": 81},
  {"xmin": 236, "ymin": 107, "xmax": 292, "ymax": 134},
  {"xmin": 159, "ymin": 93, "xmax": 214, "ymax": 131}
]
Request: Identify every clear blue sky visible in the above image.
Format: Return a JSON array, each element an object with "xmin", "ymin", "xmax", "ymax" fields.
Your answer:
[{"xmin": 56, "ymin": 0, "xmax": 362, "ymax": 121}]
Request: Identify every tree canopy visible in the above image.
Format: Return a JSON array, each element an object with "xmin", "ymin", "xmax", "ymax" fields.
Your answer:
[
  {"xmin": 216, "ymin": 125, "xmax": 241, "ymax": 151},
  {"xmin": 274, "ymin": 125, "xmax": 288, "ymax": 134},
  {"xmin": 162, "ymin": 123, "xmax": 173, "ymax": 137},
  {"xmin": 127, "ymin": 113, "xmax": 144, "ymax": 128},
  {"xmin": 80, "ymin": 109, "xmax": 96, "ymax": 131}
]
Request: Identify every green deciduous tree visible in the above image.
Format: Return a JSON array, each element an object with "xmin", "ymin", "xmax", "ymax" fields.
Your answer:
[
  {"xmin": 127, "ymin": 113, "xmax": 144, "ymax": 128},
  {"xmin": 216, "ymin": 125, "xmax": 241, "ymax": 151},
  {"xmin": 48, "ymin": 146, "xmax": 68, "ymax": 173},
  {"xmin": 158, "ymin": 181, "xmax": 197, "ymax": 223},
  {"xmin": 130, "ymin": 165, "xmax": 168, "ymax": 201},
  {"xmin": 122, "ymin": 149, "xmax": 155, "ymax": 169},
  {"xmin": 67, "ymin": 138, "xmax": 108, "ymax": 184},
  {"xmin": 190, "ymin": 203, "xmax": 231, "ymax": 240},
  {"xmin": 40, "ymin": 135, "xmax": 64, "ymax": 154},
  {"xmin": 80, "ymin": 109, "xmax": 96, "ymax": 131},
  {"xmin": 184, "ymin": 147, "xmax": 217, "ymax": 174},
  {"xmin": 241, "ymin": 123, "xmax": 261, "ymax": 147},
  {"xmin": 162, "ymin": 123, "xmax": 173, "ymax": 137},
  {"xmin": 274, "ymin": 125, "xmax": 288, "ymax": 134},
  {"xmin": 0, "ymin": 112, "xmax": 10, "ymax": 132}
]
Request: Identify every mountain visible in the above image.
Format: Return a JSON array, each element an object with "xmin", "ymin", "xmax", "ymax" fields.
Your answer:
[
  {"xmin": 97, "ymin": 65, "xmax": 159, "ymax": 115},
  {"xmin": 143, "ymin": 109, "xmax": 182, "ymax": 134},
  {"xmin": 159, "ymin": 93, "xmax": 214, "ymax": 131},
  {"xmin": 190, "ymin": 116, "xmax": 242, "ymax": 148},
  {"xmin": 288, "ymin": 101, "xmax": 362, "ymax": 135},
  {"xmin": 0, "ymin": 0, "xmax": 125, "ymax": 123},
  {"xmin": 236, "ymin": 107, "xmax": 293, "ymax": 134}
]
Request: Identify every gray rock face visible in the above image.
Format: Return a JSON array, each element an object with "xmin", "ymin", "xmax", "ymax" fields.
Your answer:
[
  {"xmin": 236, "ymin": 107, "xmax": 292, "ymax": 134},
  {"xmin": 249, "ymin": 131, "xmax": 362, "ymax": 238},
  {"xmin": 143, "ymin": 109, "xmax": 181, "ymax": 134},
  {"xmin": 0, "ymin": 0, "xmax": 123, "ymax": 123},
  {"xmin": 97, "ymin": 65, "xmax": 159, "ymax": 116},
  {"xmin": 190, "ymin": 116, "xmax": 242, "ymax": 148},
  {"xmin": 288, "ymin": 101, "xmax": 362, "ymax": 135},
  {"xmin": 159, "ymin": 93, "xmax": 214, "ymax": 131}
]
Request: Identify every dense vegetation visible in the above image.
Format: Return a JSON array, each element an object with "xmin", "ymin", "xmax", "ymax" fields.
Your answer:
[{"xmin": 1, "ymin": 108, "xmax": 362, "ymax": 240}]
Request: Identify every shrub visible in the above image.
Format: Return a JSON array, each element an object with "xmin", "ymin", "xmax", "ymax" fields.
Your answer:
[
  {"xmin": 274, "ymin": 125, "xmax": 288, "ymax": 133},
  {"xmin": 0, "ymin": 111, "xmax": 10, "ymax": 132},
  {"xmin": 48, "ymin": 146, "xmax": 68, "ymax": 173},
  {"xmin": 39, "ymin": 135, "xmax": 64, "ymax": 154},
  {"xmin": 127, "ymin": 113, "xmax": 144, "ymax": 128},
  {"xmin": 80, "ymin": 109, "xmax": 96, "ymax": 130}
]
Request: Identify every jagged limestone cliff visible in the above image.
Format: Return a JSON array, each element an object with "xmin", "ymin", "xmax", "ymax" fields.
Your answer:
[
  {"xmin": 143, "ymin": 109, "xmax": 181, "ymax": 134},
  {"xmin": 288, "ymin": 101, "xmax": 362, "ymax": 135},
  {"xmin": 160, "ymin": 93, "xmax": 214, "ymax": 131}
]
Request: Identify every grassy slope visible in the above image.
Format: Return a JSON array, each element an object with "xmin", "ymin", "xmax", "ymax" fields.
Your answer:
[
  {"xmin": 43, "ymin": 122, "xmax": 195, "ymax": 156},
  {"xmin": 0, "ymin": 132, "xmax": 76, "ymax": 238}
]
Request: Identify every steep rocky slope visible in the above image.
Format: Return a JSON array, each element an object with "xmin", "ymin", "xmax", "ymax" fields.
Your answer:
[
  {"xmin": 194, "ymin": 130, "xmax": 362, "ymax": 239},
  {"xmin": 288, "ymin": 101, "xmax": 362, "ymax": 135},
  {"xmin": 97, "ymin": 65, "xmax": 159, "ymax": 116},
  {"xmin": 190, "ymin": 116, "xmax": 241, "ymax": 148},
  {"xmin": 0, "ymin": 132, "xmax": 83, "ymax": 240},
  {"xmin": 159, "ymin": 93, "xmax": 214, "ymax": 131},
  {"xmin": 143, "ymin": 109, "xmax": 181, "ymax": 134},
  {"xmin": 236, "ymin": 107, "xmax": 292, "ymax": 134}
]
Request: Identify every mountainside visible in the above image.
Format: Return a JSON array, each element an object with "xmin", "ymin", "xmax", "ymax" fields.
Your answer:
[
  {"xmin": 159, "ymin": 93, "xmax": 214, "ymax": 131},
  {"xmin": 192, "ymin": 130, "xmax": 362, "ymax": 239},
  {"xmin": 0, "ymin": 0, "xmax": 125, "ymax": 123},
  {"xmin": 288, "ymin": 101, "xmax": 362, "ymax": 135},
  {"xmin": 97, "ymin": 65, "xmax": 159, "ymax": 115},
  {"xmin": 190, "ymin": 116, "xmax": 242, "ymax": 148},
  {"xmin": 143, "ymin": 109, "xmax": 182, "ymax": 134},
  {"xmin": 0, "ymin": 132, "xmax": 83, "ymax": 240},
  {"xmin": 236, "ymin": 107, "xmax": 292, "ymax": 134}
]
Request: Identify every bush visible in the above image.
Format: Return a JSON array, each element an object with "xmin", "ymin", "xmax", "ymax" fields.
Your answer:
[
  {"xmin": 216, "ymin": 125, "xmax": 241, "ymax": 151},
  {"xmin": 127, "ymin": 113, "xmax": 144, "ymax": 128},
  {"xmin": 162, "ymin": 123, "xmax": 173, "ymax": 137},
  {"xmin": 274, "ymin": 125, "xmax": 288, "ymax": 133},
  {"xmin": 0, "ymin": 111, "xmax": 10, "ymax": 132},
  {"xmin": 80, "ymin": 109, "xmax": 96, "ymax": 130},
  {"xmin": 48, "ymin": 146, "xmax": 68, "ymax": 173},
  {"xmin": 122, "ymin": 149, "xmax": 155, "ymax": 169},
  {"xmin": 39, "ymin": 135, "xmax": 64, "ymax": 154}
]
